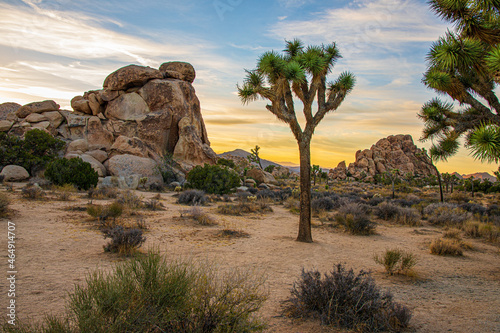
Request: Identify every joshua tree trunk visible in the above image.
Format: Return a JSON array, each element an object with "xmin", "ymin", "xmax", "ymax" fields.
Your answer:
[{"xmin": 297, "ymin": 139, "xmax": 312, "ymax": 243}]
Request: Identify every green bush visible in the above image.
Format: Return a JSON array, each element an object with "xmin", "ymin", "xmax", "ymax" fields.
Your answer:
[
  {"xmin": 45, "ymin": 158, "xmax": 98, "ymax": 190},
  {"xmin": 0, "ymin": 129, "xmax": 65, "ymax": 174},
  {"xmin": 217, "ymin": 158, "xmax": 236, "ymax": 169},
  {"xmin": 283, "ymin": 264, "xmax": 411, "ymax": 332},
  {"xmin": 187, "ymin": 164, "xmax": 240, "ymax": 195},
  {"xmin": 2, "ymin": 252, "xmax": 267, "ymax": 332},
  {"xmin": 374, "ymin": 248, "xmax": 418, "ymax": 275}
]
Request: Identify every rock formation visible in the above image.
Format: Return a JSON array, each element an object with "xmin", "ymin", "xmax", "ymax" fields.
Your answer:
[
  {"xmin": 329, "ymin": 134, "xmax": 436, "ymax": 180},
  {"xmin": 0, "ymin": 61, "xmax": 217, "ymax": 188}
]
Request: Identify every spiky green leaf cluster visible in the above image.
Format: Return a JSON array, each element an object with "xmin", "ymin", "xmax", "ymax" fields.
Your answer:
[{"xmin": 420, "ymin": 0, "xmax": 500, "ymax": 162}]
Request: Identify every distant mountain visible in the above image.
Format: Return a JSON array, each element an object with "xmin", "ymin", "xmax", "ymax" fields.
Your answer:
[
  {"xmin": 462, "ymin": 172, "xmax": 497, "ymax": 182},
  {"xmin": 219, "ymin": 149, "xmax": 282, "ymax": 169}
]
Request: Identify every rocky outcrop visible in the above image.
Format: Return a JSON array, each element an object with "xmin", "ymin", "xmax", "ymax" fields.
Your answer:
[
  {"xmin": 247, "ymin": 167, "xmax": 278, "ymax": 185},
  {"xmin": 2, "ymin": 61, "xmax": 217, "ymax": 187},
  {"xmin": 329, "ymin": 134, "xmax": 436, "ymax": 180}
]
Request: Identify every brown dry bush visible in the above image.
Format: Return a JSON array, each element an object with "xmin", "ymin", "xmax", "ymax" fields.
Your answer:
[{"xmin": 430, "ymin": 238, "xmax": 463, "ymax": 256}]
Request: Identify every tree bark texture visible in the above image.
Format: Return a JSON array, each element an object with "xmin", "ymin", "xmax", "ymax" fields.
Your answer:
[{"xmin": 297, "ymin": 139, "xmax": 313, "ymax": 243}]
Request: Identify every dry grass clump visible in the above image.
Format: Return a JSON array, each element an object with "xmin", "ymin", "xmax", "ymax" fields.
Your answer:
[
  {"xmin": 218, "ymin": 200, "xmax": 272, "ymax": 216},
  {"xmin": 335, "ymin": 203, "xmax": 375, "ymax": 235},
  {"xmin": 87, "ymin": 201, "xmax": 124, "ymax": 226},
  {"xmin": 0, "ymin": 192, "xmax": 9, "ymax": 217},
  {"xmin": 429, "ymin": 238, "xmax": 464, "ymax": 256},
  {"xmin": 21, "ymin": 184, "xmax": 45, "ymax": 200},
  {"xmin": 462, "ymin": 221, "xmax": 499, "ymax": 243},
  {"xmin": 102, "ymin": 225, "xmax": 145, "ymax": 255},
  {"xmin": 143, "ymin": 198, "xmax": 165, "ymax": 211},
  {"xmin": 373, "ymin": 248, "xmax": 418, "ymax": 275},
  {"xmin": 116, "ymin": 190, "xmax": 143, "ymax": 209},
  {"xmin": 53, "ymin": 184, "xmax": 78, "ymax": 201},
  {"xmin": 183, "ymin": 206, "xmax": 217, "ymax": 226},
  {"xmin": 284, "ymin": 197, "xmax": 300, "ymax": 214},
  {"xmin": 87, "ymin": 187, "xmax": 119, "ymax": 200}
]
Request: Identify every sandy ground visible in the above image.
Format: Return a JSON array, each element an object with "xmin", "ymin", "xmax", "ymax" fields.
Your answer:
[{"xmin": 1, "ymin": 185, "xmax": 499, "ymax": 333}]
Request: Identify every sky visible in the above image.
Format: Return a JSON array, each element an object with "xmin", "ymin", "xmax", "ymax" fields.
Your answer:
[{"xmin": 0, "ymin": 0, "xmax": 498, "ymax": 174}]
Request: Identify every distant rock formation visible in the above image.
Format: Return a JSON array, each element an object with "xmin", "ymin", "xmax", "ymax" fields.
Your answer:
[
  {"xmin": 329, "ymin": 134, "xmax": 436, "ymax": 180},
  {"xmin": 219, "ymin": 149, "xmax": 292, "ymax": 180},
  {"xmin": 0, "ymin": 61, "xmax": 217, "ymax": 187}
]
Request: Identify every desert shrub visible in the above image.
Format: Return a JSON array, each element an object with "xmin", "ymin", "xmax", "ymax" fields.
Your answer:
[
  {"xmin": 218, "ymin": 201, "xmax": 272, "ymax": 215},
  {"xmin": 274, "ymin": 188, "xmax": 292, "ymax": 202},
  {"xmin": 87, "ymin": 202, "xmax": 123, "ymax": 226},
  {"xmin": 144, "ymin": 199, "xmax": 164, "ymax": 211},
  {"xmin": 375, "ymin": 201, "xmax": 400, "ymax": 220},
  {"xmin": 429, "ymin": 238, "xmax": 463, "ymax": 256},
  {"xmin": 177, "ymin": 189, "xmax": 207, "ymax": 206},
  {"xmin": 102, "ymin": 226, "xmax": 145, "ymax": 254},
  {"xmin": 45, "ymin": 158, "xmax": 98, "ymax": 190},
  {"xmin": 311, "ymin": 197, "xmax": 336, "ymax": 212},
  {"xmin": 367, "ymin": 196, "xmax": 385, "ymax": 206},
  {"xmin": 462, "ymin": 221, "xmax": 481, "ymax": 238},
  {"xmin": 88, "ymin": 187, "xmax": 119, "ymax": 200},
  {"xmin": 217, "ymin": 158, "xmax": 236, "ymax": 169},
  {"xmin": 478, "ymin": 223, "xmax": 499, "ymax": 242},
  {"xmin": 374, "ymin": 249, "xmax": 417, "ymax": 275},
  {"xmin": 186, "ymin": 164, "xmax": 240, "ymax": 195},
  {"xmin": 54, "ymin": 184, "xmax": 77, "ymax": 201},
  {"xmin": 4, "ymin": 252, "xmax": 267, "ymax": 333},
  {"xmin": 424, "ymin": 203, "xmax": 469, "ymax": 226},
  {"xmin": 335, "ymin": 203, "xmax": 375, "ymax": 235},
  {"xmin": 256, "ymin": 189, "xmax": 275, "ymax": 200},
  {"xmin": 284, "ymin": 197, "xmax": 300, "ymax": 214},
  {"xmin": 21, "ymin": 185, "xmax": 45, "ymax": 200},
  {"xmin": 283, "ymin": 264, "xmax": 411, "ymax": 332},
  {"xmin": 0, "ymin": 129, "xmax": 65, "ymax": 174},
  {"xmin": 449, "ymin": 191, "xmax": 469, "ymax": 203},
  {"xmin": 442, "ymin": 228, "xmax": 462, "ymax": 239},
  {"xmin": 116, "ymin": 190, "xmax": 143, "ymax": 209},
  {"xmin": 459, "ymin": 203, "xmax": 487, "ymax": 216},
  {"xmin": 394, "ymin": 207, "xmax": 421, "ymax": 226},
  {"xmin": 0, "ymin": 192, "xmax": 9, "ymax": 216},
  {"xmin": 184, "ymin": 206, "xmax": 217, "ymax": 226}
]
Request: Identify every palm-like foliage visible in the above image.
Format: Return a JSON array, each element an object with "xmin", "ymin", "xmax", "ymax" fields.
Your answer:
[
  {"xmin": 237, "ymin": 39, "xmax": 355, "ymax": 242},
  {"xmin": 420, "ymin": 0, "xmax": 500, "ymax": 161}
]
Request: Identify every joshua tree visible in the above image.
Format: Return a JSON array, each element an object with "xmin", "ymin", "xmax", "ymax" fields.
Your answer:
[
  {"xmin": 311, "ymin": 165, "xmax": 321, "ymax": 185},
  {"xmin": 418, "ymin": 0, "xmax": 500, "ymax": 161},
  {"xmin": 238, "ymin": 39, "xmax": 355, "ymax": 242},
  {"xmin": 247, "ymin": 145, "xmax": 263, "ymax": 169},
  {"xmin": 416, "ymin": 148, "xmax": 444, "ymax": 202},
  {"xmin": 384, "ymin": 169, "xmax": 400, "ymax": 199}
]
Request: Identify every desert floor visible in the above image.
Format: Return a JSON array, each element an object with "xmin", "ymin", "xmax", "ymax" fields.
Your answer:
[{"xmin": 0, "ymin": 185, "xmax": 499, "ymax": 333}]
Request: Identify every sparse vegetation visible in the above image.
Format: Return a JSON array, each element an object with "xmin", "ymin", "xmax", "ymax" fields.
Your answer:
[
  {"xmin": 374, "ymin": 248, "xmax": 418, "ymax": 275},
  {"xmin": 183, "ymin": 206, "xmax": 217, "ymax": 226},
  {"xmin": 177, "ymin": 189, "xmax": 207, "ymax": 206},
  {"xmin": 102, "ymin": 225, "xmax": 145, "ymax": 255},
  {"xmin": 0, "ymin": 192, "xmax": 9, "ymax": 216},
  {"xmin": 283, "ymin": 264, "xmax": 411, "ymax": 332},
  {"xmin": 218, "ymin": 200, "xmax": 272, "ymax": 216},
  {"xmin": 430, "ymin": 238, "xmax": 464, "ymax": 256},
  {"xmin": 3, "ymin": 252, "xmax": 267, "ymax": 332},
  {"xmin": 21, "ymin": 185, "xmax": 45, "ymax": 200},
  {"xmin": 116, "ymin": 190, "xmax": 143, "ymax": 209},
  {"xmin": 335, "ymin": 203, "xmax": 375, "ymax": 235}
]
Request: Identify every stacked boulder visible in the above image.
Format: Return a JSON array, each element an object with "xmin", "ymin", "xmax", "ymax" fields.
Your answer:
[
  {"xmin": 0, "ymin": 61, "xmax": 218, "ymax": 188},
  {"xmin": 329, "ymin": 134, "xmax": 436, "ymax": 181}
]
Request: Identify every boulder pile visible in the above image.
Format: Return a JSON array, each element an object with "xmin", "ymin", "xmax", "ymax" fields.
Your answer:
[
  {"xmin": 0, "ymin": 62, "xmax": 218, "ymax": 188},
  {"xmin": 329, "ymin": 134, "xmax": 436, "ymax": 181}
]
